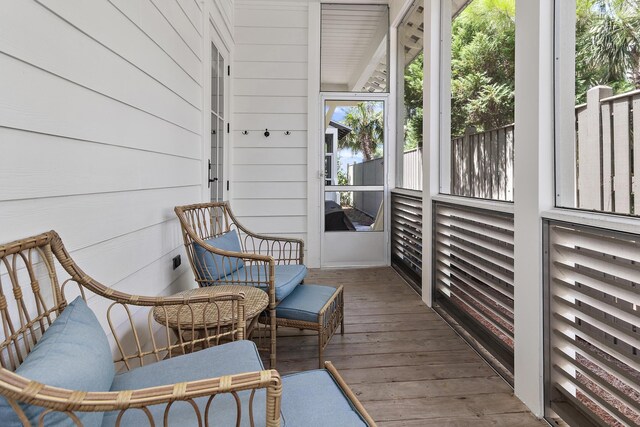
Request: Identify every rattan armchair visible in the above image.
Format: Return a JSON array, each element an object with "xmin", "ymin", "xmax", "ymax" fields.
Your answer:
[
  {"xmin": 175, "ymin": 202, "xmax": 306, "ymax": 368},
  {"xmin": 0, "ymin": 231, "xmax": 282, "ymax": 426}
]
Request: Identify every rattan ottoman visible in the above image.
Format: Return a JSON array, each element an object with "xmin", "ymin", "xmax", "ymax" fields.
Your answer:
[{"xmin": 275, "ymin": 284, "xmax": 344, "ymax": 368}]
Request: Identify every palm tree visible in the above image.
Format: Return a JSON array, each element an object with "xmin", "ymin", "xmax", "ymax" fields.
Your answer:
[
  {"xmin": 586, "ymin": 0, "xmax": 640, "ymax": 88},
  {"xmin": 340, "ymin": 102, "xmax": 384, "ymax": 161}
]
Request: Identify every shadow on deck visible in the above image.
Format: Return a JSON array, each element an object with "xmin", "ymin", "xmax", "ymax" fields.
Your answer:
[{"xmin": 272, "ymin": 267, "xmax": 545, "ymax": 426}]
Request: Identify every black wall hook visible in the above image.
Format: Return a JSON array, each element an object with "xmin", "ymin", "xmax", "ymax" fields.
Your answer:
[
  {"xmin": 284, "ymin": 131, "xmax": 291, "ymax": 136},
  {"xmin": 241, "ymin": 130, "xmax": 249, "ymax": 135},
  {"xmin": 264, "ymin": 129, "xmax": 270, "ymax": 137}
]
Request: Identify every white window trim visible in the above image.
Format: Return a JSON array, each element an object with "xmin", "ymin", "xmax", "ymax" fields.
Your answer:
[{"xmin": 542, "ymin": 208, "xmax": 640, "ymax": 235}]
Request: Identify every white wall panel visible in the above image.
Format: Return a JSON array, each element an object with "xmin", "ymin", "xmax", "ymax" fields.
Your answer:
[
  {"xmin": 235, "ymin": 27, "xmax": 308, "ymax": 46},
  {"xmin": 233, "ymin": 131, "xmax": 307, "ymax": 148},
  {"xmin": 234, "ymin": 79, "xmax": 308, "ymax": 97},
  {"xmin": 209, "ymin": 0, "xmax": 234, "ymax": 49},
  {"xmin": 232, "ymin": 1, "xmax": 309, "ymax": 252},
  {"xmin": 235, "ymin": 44, "xmax": 308, "ymax": 62},
  {"xmin": 0, "ymin": 129, "xmax": 200, "ymax": 202},
  {"xmin": 233, "ymin": 147, "xmax": 307, "ymax": 165},
  {"xmin": 0, "ymin": 0, "xmax": 201, "ymax": 129},
  {"xmin": 235, "ymin": 9, "xmax": 307, "ymax": 28},
  {"xmin": 234, "ymin": 113, "xmax": 308, "ymax": 131},
  {"xmin": 0, "ymin": 55, "xmax": 201, "ymax": 159},
  {"xmin": 146, "ymin": 0, "xmax": 203, "ymax": 58},
  {"xmin": 233, "ymin": 182, "xmax": 307, "ymax": 199},
  {"xmin": 0, "ymin": 0, "xmax": 220, "ymax": 358},
  {"xmin": 232, "ymin": 199, "xmax": 307, "ymax": 217},
  {"xmin": 0, "ymin": 187, "xmax": 201, "ymax": 251},
  {"xmin": 234, "ymin": 96, "xmax": 307, "ymax": 114},
  {"xmin": 35, "ymin": 0, "xmax": 202, "ymax": 105},
  {"xmin": 69, "ymin": 220, "xmax": 185, "ymax": 293},
  {"xmin": 176, "ymin": 0, "xmax": 203, "ymax": 35},
  {"xmin": 233, "ymin": 165, "xmax": 307, "ymax": 182},
  {"xmin": 234, "ymin": 62, "xmax": 307, "ymax": 80}
]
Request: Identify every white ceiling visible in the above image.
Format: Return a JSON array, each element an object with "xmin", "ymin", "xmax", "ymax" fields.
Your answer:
[
  {"xmin": 320, "ymin": 0, "xmax": 471, "ymax": 93},
  {"xmin": 321, "ymin": 4, "xmax": 389, "ymax": 92}
]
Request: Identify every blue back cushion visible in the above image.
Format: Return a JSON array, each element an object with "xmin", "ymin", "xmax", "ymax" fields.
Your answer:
[
  {"xmin": 0, "ymin": 297, "xmax": 115, "ymax": 426},
  {"xmin": 193, "ymin": 229, "xmax": 245, "ymax": 283}
]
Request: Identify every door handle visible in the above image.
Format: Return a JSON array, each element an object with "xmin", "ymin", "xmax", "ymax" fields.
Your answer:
[{"xmin": 208, "ymin": 160, "xmax": 218, "ymax": 188}]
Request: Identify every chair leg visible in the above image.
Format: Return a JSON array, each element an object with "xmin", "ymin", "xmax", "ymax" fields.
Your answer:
[
  {"xmin": 340, "ymin": 298, "xmax": 345, "ymax": 335},
  {"xmin": 270, "ymin": 308, "xmax": 277, "ymax": 368},
  {"xmin": 318, "ymin": 329, "xmax": 323, "ymax": 369}
]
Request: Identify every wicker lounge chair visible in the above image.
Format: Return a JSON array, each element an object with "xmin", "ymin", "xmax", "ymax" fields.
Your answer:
[
  {"xmin": 0, "ymin": 231, "xmax": 375, "ymax": 426},
  {"xmin": 175, "ymin": 202, "xmax": 306, "ymax": 368}
]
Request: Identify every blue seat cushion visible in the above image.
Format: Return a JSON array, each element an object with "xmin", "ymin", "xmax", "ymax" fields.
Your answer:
[
  {"xmin": 276, "ymin": 285, "xmax": 337, "ymax": 323},
  {"xmin": 0, "ymin": 297, "xmax": 115, "ymax": 427},
  {"xmin": 281, "ymin": 370, "xmax": 369, "ymax": 426},
  {"xmin": 105, "ymin": 340, "xmax": 368, "ymax": 427},
  {"xmin": 226, "ymin": 264, "xmax": 307, "ymax": 301},
  {"xmin": 193, "ymin": 229, "xmax": 244, "ymax": 282},
  {"xmin": 103, "ymin": 341, "xmax": 265, "ymax": 427}
]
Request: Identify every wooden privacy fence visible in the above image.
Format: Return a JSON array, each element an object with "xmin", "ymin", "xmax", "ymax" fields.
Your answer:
[
  {"xmin": 450, "ymin": 125, "xmax": 515, "ymax": 201},
  {"xmin": 576, "ymin": 86, "xmax": 640, "ymax": 215},
  {"xmin": 347, "ymin": 158, "xmax": 384, "ymax": 218},
  {"xmin": 395, "ymin": 86, "xmax": 640, "ymax": 208},
  {"xmin": 402, "ymin": 148, "xmax": 423, "ymax": 191}
]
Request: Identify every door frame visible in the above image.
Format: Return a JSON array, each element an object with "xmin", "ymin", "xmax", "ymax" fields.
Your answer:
[
  {"xmin": 203, "ymin": 20, "xmax": 231, "ymax": 203},
  {"xmin": 319, "ymin": 92, "xmax": 391, "ymax": 268}
]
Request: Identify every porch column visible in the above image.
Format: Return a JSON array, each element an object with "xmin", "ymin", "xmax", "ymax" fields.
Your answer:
[
  {"xmin": 513, "ymin": 0, "xmax": 555, "ymax": 417},
  {"xmin": 306, "ymin": 0, "xmax": 321, "ymax": 268},
  {"xmin": 421, "ymin": 0, "xmax": 442, "ymax": 306}
]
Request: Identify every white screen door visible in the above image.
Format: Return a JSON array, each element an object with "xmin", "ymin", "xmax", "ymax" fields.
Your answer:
[{"xmin": 321, "ymin": 95, "xmax": 389, "ymax": 267}]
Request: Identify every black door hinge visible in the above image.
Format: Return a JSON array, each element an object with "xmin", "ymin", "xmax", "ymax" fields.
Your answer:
[
  {"xmin": 227, "ymin": 65, "xmax": 230, "ymax": 76},
  {"xmin": 227, "ymin": 180, "xmax": 230, "ymax": 191},
  {"xmin": 227, "ymin": 123, "xmax": 230, "ymax": 133}
]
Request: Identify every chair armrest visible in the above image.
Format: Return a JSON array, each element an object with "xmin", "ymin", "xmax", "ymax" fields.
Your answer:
[
  {"xmin": 237, "ymin": 228, "xmax": 305, "ymax": 265},
  {"xmin": 52, "ymin": 231, "xmax": 272, "ymax": 308},
  {"xmin": 0, "ymin": 368, "xmax": 282, "ymax": 426},
  {"xmin": 52, "ymin": 232, "xmax": 272, "ymax": 368},
  {"xmin": 325, "ymin": 362, "xmax": 376, "ymax": 427}
]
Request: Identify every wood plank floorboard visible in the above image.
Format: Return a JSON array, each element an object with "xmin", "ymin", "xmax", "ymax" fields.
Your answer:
[{"xmin": 269, "ymin": 267, "xmax": 545, "ymax": 425}]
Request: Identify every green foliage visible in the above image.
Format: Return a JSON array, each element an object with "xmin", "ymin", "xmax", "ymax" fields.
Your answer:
[
  {"xmin": 336, "ymin": 157, "xmax": 348, "ymax": 186},
  {"xmin": 340, "ymin": 102, "xmax": 384, "ymax": 161},
  {"xmin": 399, "ymin": 0, "xmax": 640, "ymax": 148},
  {"xmin": 450, "ymin": 0, "xmax": 515, "ymax": 136},
  {"xmin": 339, "ymin": 191, "xmax": 353, "ymax": 207},
  {"xmin": 404, "ymin": 53, "xmax": 423, "ymax": 150},
  {"xmin": 335, "ymin": 159, "xmax": 352, "ymax": 206},
  {"xmin": 575, "ymin": 0, "xmax": 640, "ymax": 102}
]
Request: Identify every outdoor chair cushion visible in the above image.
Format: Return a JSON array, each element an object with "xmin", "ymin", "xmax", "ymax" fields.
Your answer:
[
  {"xmin": 193, "ymin": 229, "xmax": 244, "ymax": 282},
  {"xmin": 105, "ymin": 340, "xmax": 368, "ymax": 427},
  {"xmin": 104, "ymin": 340, "xmax": 265, "ymax": 426},
  {"xmin": 280, "ymin": 370, "xmax": 370, "ymax": 426},
  {"xmin": 226, "ymin": 264, "xmax": 307, "ymax": 301},
  {"xmin": 0, "ymin": 297, "xmax": 114, "ymax": 427},
  {"xmin": 275, "ymin": 285, "xmax": 337, "ymax": 323}
]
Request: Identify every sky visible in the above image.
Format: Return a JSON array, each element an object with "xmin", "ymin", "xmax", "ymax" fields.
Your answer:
[{"xmin": 327, "ymin": 102, "xmax": 385, "ymax": 175}]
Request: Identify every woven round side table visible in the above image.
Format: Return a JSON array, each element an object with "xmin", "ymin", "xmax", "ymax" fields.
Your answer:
[{"xmin": 152, "ymin": 285, "xmax": 269, "ymax": 346}]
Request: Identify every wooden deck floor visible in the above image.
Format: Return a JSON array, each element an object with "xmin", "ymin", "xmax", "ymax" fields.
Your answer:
[{"xmin": 274, "ymin": 267, "xmax": 545, "ymax": 426}]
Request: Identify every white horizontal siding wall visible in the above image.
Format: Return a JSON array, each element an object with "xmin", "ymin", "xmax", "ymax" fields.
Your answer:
[
  {"xmin": 232, "ymin": 0, "xmax": 309, "ymax": 248},
  {"xmin": 0, "ymin": 0, "xmax": 231, "ymax": 347}
]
